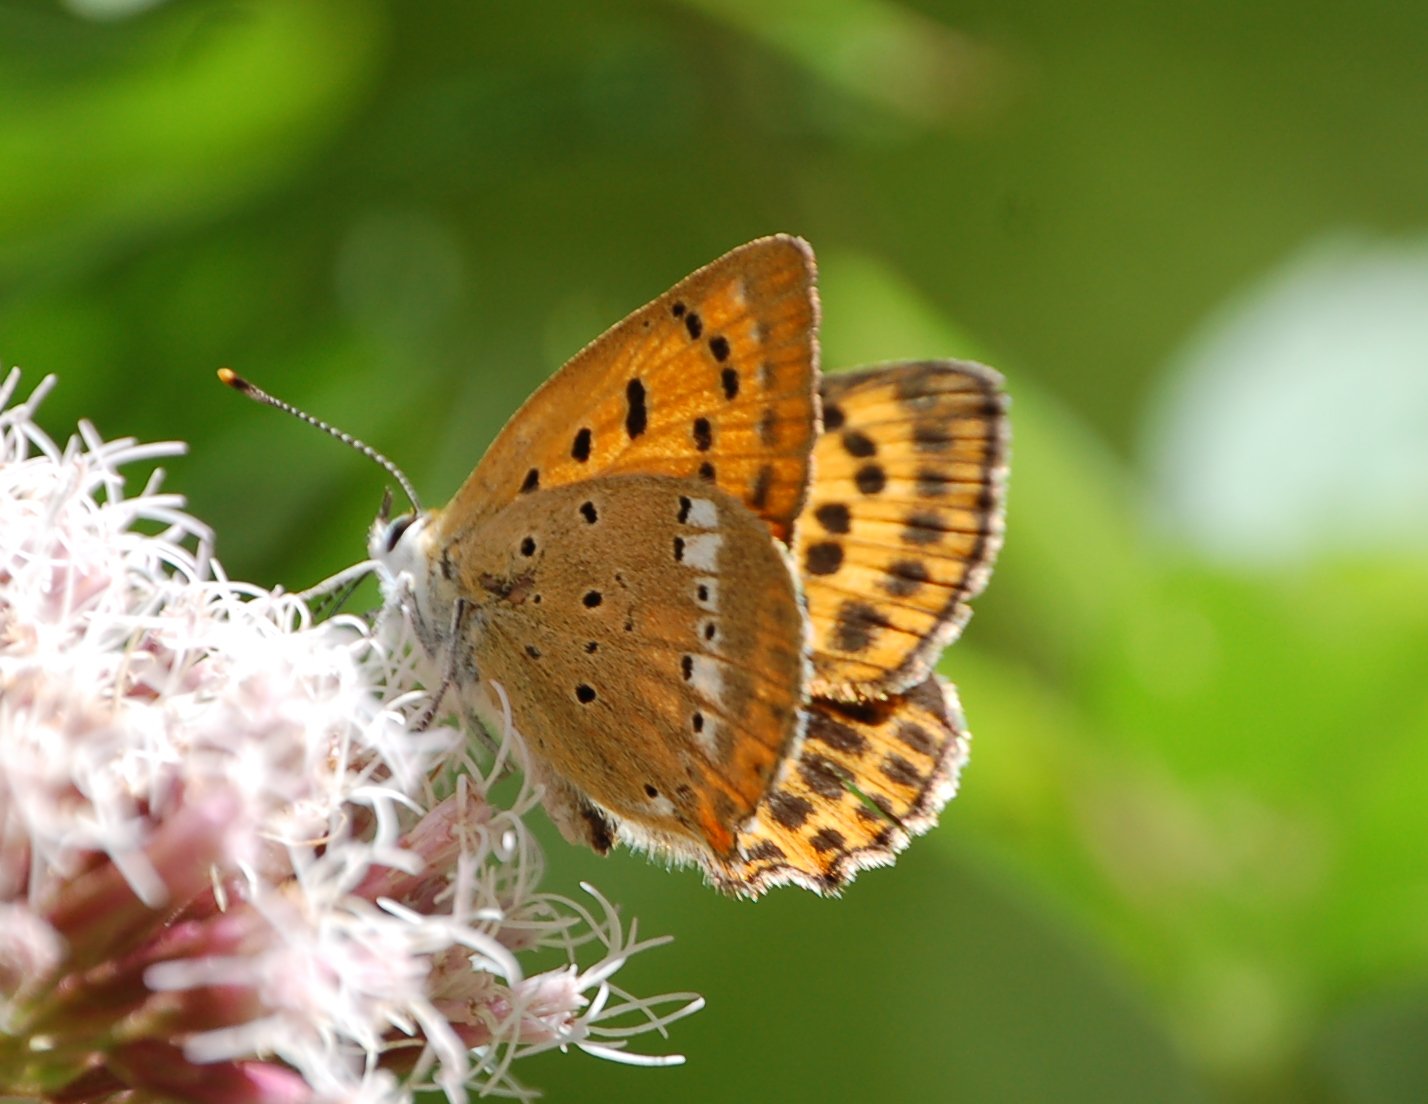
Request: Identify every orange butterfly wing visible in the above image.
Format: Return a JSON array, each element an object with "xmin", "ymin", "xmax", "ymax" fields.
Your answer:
[
  {"xmin": 433, "ymin": 235, "xmax": 819, "ymax": 547},
  {"xmin": 795, "ymin": 361, "xmax": 1009, "ymax": 700},
  {"xmin": 714, "ymin": 362, "xmax": 1006, "ymax": 894},
  {"xmin": 716, "ymin": 674, "xmax": 969, "ymax": 896}
]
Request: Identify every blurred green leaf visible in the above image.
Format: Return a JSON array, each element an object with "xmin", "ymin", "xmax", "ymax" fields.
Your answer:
[
  {"xmin": 672, "ymin": 0, "xmax": 1014, "ymax": 130},
  {"xmin": 0, "ymin": 0, "xmax": 380, "ymax": 278},
  {"xmin": 1318, "ymin": 989, "xmax": 1428, "ymax": 1104}
]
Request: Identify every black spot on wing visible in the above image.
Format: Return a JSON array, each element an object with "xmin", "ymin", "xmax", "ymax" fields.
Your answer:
[
  {"xmin": 814, "ymin": 502, "xmax": 851, "ymax": 534},
  {"xmin": 758, "ymin": 406, "xmax": 778, "ymax": 444},
  {"xmin": 913, "ymin": 422, "xmax": 956, "ymax": 452},
  {"xmin": 767, "ymin": 791, "xmax": 813, "ymax": 829},
  {"xmin": 883, "ymin": 559, "xmax": 929, "ymax": 597},
  {"xmin": 625, "ymin": 378, "xmax": 648, "ymax": 438},
  {"xmin": 805, "ymin": 541, "xmax": 844, "ymax": 576},
  {"xmin": 799, "ymin": 754, "xmax": 848, "ymax": 800},
  {"xmin": 750, "ymin": 464, "xmax": 773, "ymax": 510},
  {"xmin": 842, "ymin": 430, "xmax": 877, "ymax": 458},
  {"xmin": 881, "ymin": 753, "xmax": 921, "ymax": 788},
  {"xmin": 855, "ymin": 464, "xmax": 886, "ymax": 495},
  {"xmin": 809, "ymin": 714, "xmax": 869, "ymax": 755},
  {"xmin": 833, "ymin": 600, "xmax": 883, "ymax": 653},
  {"xmin": 896, "ymin": 720, "xmax": 938, "ymax": 757},
  {"xmin": 916, "ymin": 467, "xmax": 952, "ymax": 497},
  {"xmin": 903, "ymin": 512, "xmax": 945, "ymax": 546}
]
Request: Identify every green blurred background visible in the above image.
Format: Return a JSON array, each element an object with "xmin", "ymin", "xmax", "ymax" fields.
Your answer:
[{"xmin": 4, "ymin": 1, "xmax": 1426, "ymax": 1100}]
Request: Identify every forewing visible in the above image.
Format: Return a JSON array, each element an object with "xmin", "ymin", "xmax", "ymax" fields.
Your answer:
[{"xmin": 437, "ymin": 236, "xmax": 819, "ymax": 546}]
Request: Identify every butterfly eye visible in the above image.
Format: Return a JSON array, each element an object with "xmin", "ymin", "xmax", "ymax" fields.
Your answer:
[{"xmin": 383, "ymin": 514, "xmax": 416, "ymax": 553}]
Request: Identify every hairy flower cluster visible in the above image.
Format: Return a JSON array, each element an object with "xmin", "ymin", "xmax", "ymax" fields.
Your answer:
[{"xmin": 0, "ymin": 372, "xmax": 699, "ymax": 1103}]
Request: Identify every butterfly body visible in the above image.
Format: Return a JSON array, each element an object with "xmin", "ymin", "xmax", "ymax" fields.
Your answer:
[{"xmin": 369, "ymin": 236, "xmax": 1008, "ymax": 896}]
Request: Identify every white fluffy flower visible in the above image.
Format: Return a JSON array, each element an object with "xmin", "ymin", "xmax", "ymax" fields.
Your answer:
[{"xmin": 0, "ymin": 371, "xmax": 700, "ymax": 1103}]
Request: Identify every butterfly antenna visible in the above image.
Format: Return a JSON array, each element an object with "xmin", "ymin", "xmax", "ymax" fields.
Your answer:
[{"xmin": 218, "ymin": 368, "xmax": 423, "ymax": 513}]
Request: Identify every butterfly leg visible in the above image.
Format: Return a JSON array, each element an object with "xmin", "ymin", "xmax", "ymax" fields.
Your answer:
[
  {"xmin": 412, "ymin": 598, "xmax": 471, "ymax": 732},
  {"xmin": 411, "ymin": 682, "xmax": 450, "ymax": 733},
  {"xmin": 295, "ymin": 559, "xmax": 376, "ymax": 610}
]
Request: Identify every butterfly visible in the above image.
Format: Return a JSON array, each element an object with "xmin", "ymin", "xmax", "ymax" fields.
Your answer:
[{"xmin": 368, "ymin": 236, "xmax": 1008, "ymax": 896}]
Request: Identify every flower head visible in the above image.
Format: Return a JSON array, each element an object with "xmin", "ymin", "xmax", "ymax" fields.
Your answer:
[{"xmin": 0, "ymin": 371, "xmax": 700, "ymax": 1103}]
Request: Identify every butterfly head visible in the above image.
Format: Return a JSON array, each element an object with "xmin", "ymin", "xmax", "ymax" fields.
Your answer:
[
  {"xmin": 370, "ymin": 508, "xmax": 432, "ymax": 592},
  {"xmin": 367, "ymin": 505, "xmax": 438, "ymax": 622}
]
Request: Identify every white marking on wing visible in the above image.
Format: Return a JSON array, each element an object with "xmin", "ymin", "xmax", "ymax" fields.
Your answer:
[
  {"xmin": 695, "ymin": 714, "xmax": 720, "ymax": 756},
  {"xmin": 686, "ymin": 497, "xmax": 719, "ymax": 529},
  {"xmin": 689, "ymin": 653, "xmax": 724, "ymax": 705},
  {"xmin": 682, "ymin": 533, "xmax": 721, "ymax": 571}
]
